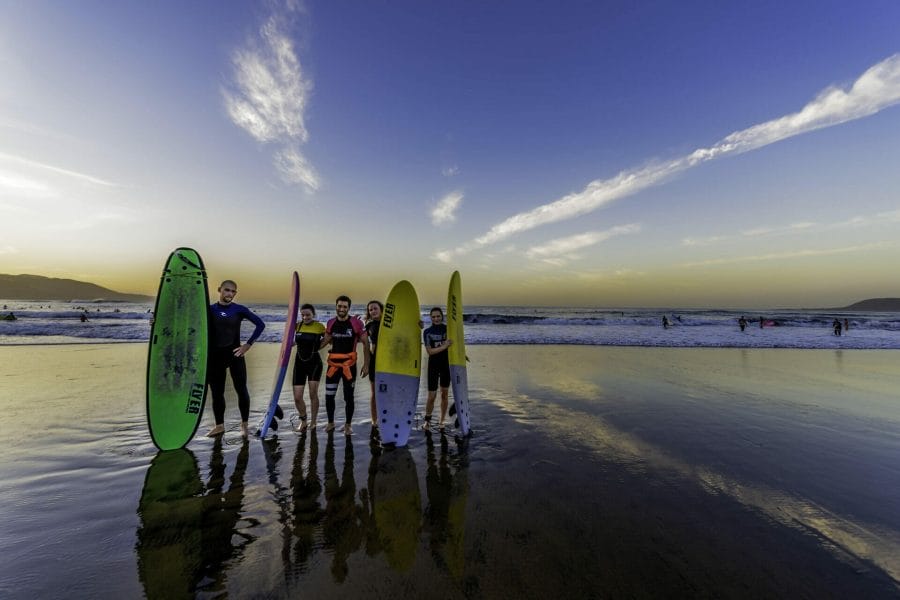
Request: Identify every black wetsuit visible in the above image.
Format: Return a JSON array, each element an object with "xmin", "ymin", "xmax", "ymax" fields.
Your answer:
[
  {"xmin": 423, "ymin": 323, "xmax": 450, "ymax": 391},
  {"xmin": 365, "ymin": 319, "xmax": 380, "ymax": 379},
  {"xmin": 208, "ymin": 302, "xmax": 265, "ymax": 424},
  {"xmin": 293, "ymin": 321, "xmax": 325, "ymax": 384},
  {"xmin": 325, "ymin": 317, "xmax": 365, "ymax": 424}
]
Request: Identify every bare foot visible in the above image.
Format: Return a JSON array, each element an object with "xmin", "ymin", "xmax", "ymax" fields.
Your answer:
[
  {"xmin": 296, "ymin": 418, "xmax": 308, "ymax": 433},
  {"xmin": 325, "ymin": 422, "xmax": 335, "ymax": 432},
  {"xmin": 206, "ymin": 424, "xmax": 225, "ymax": 437},
  {"xmin": 344, "ymin": 423, "xmax": 353, "ymax": 436},
  {"xmin": 240, "ymin": 422, "xmax": 249, "ymax": 438}
]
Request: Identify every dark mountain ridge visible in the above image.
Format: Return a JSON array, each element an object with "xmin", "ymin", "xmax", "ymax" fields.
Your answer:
[{"xmin": 0, "ymin": 274, "xmax": 152, "ymax": 302}]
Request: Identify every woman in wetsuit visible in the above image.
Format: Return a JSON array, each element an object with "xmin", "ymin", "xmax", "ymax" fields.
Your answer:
[{"xmin": 293, "ymin": 303, "xmax": 326, "ymax": 431}]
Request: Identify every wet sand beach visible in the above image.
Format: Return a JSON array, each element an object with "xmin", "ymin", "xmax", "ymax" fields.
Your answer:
[{"xmin": 1, "ymin": 344, "xmax": 899, "ymax": 598}]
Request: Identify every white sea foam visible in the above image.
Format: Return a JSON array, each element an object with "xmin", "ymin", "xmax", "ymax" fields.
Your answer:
[{"xmin": 0, "ymin": 300, "xmax": 897, "ymax": 349}]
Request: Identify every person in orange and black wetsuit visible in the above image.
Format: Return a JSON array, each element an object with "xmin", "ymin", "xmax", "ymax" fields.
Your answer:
[{"xmin": 322, "ymin": 295, "xmax": 370, "ymax": 436}]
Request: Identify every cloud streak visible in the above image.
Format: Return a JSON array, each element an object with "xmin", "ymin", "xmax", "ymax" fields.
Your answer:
[
  {"xmin": 431, "ymin": 191, "xmax": 464, "ymax": 226},
  {"xmin": 680, "ymin": 241, "xmax": 892, "ymax": 268},
  {"xmin": 526, "ymin": 224, "xmax": 642, "ymax": 265},
  {"xmin": 0, "ymin": 152, "xmax": 117, "ymax": 187},
  {"xmin": 437, "ymin": 54, "xmax": 900, "ymax": 261},
  {"xmin": 223, "ymin": 2, "xmax": 319, "ymax": 192},
  {"xmin": 681, "ymin": 209, "xmax": 900, "ymax": 247}
]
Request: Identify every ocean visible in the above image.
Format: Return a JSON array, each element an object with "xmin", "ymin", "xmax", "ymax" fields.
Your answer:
[{"xmin": 1, "ymin": 299, "xmax": 898, "ymax": 349}]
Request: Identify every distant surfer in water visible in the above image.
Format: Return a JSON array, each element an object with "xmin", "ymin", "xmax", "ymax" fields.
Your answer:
[
  {"xmin": 207, "ymin": 280, "xmax": 265, "ymax": 439},
  {"xmin": 364, "ymin": 300, "xmax": 384, "ymax": 429},
  {"xmin": 662, "ymin": 315, "xmax": 669, "ymax": 329},
  {"xmin": 423, "ymin": 307, "xmax": 453, "ymax": 431},
  {"xmin": 738, "ymin": 316, "xmax": 747, "ymax": 332},
  {"xmin": 323, "ymin": 295, "xmax": 370, "ymax": 436},
  {"xmin": 292, "ymin": 303, "xmax": 326, "ymax": 432}
]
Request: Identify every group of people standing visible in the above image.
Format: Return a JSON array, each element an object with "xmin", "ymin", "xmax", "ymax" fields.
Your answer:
[{"xmin": 205, "ymin": 279, "xmax": 454, "ymax": 440}]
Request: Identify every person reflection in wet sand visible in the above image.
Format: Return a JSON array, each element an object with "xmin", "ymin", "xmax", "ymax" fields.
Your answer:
[
  {"xmin": 424, "ymin": 431, "xmax": 453, "ymax": 559},
  {"xmin": 200, "ymin": 438, "xmax": 254, "ymax": 595},
  {"xmin": 136, "ymin": 438, "xmax": 253, "ymax": 598},
  {"xmin": 322, "ymin": 431, "xmax": 363, "ymax": 582},
  {"xmin": 424, "ymin": 431, "xmax": 469, "ymax": 581},
  {"xmin": 359, "ymin": 428, "xmax": 384, "ymax": 558},
  {"xmin": 290, "ymin": 428, "xmax": 325, "ymax": 577}
]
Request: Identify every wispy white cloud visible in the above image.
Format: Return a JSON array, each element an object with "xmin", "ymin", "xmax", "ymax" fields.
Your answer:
[
  {"xmin": 0, "ymin": 171, "xmax": 55, "ymax": 198},
  {"xmin": 0, "ymin": 245, "xmax": 20, "ymax": 255},
  {"xmin": 681, "ymin": 241, "xmax": 892, "ymax": 268},
  {"xmin": 437, "ymin": 54, "xmax": 900, "ymax": 261},
  {"xmin": 43, "ymin": 211, "xmax": 138, "ymax": 232},
  {"xmin": 682, "ymin": 209, "xmax": 900, "ymax": 247},
  {"xmin": 442, "ymin": 165, "xmax": 460, "ymax": 177},
  {"xmin": 0, "ymin": 152, "xmax": 117, "ymax": 187},
  {"xmin": 431, "ymin": 190, "xmax": 464, "ymax": 226},
  {"xmin": 682, "ymin": 234, "xmax": 730, "ymax": 247},
  {"xmin": 274, "ymin": 145, "xmax": 319, "ymax": 189},
  {"xmin": 526, "ymin": 224, "xmax": 642, "ymax": 265},
  {"xmin": 223, "ymin": 2, "xmax": 319, "ymax": 193}
]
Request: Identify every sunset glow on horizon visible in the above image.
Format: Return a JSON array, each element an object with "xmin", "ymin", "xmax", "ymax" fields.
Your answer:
[{"xmin": 2, "ymin": 2, "xmax": 900, "ymax": 308}]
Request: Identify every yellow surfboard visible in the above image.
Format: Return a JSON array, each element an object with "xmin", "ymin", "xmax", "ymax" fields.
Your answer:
[
  {"xmin": 374, "ymin": 280, "xmax": 422, "ymax": 446},
  {"xmin": 447, "ymin": 271, "xmax": 471, "ymax": 436}
]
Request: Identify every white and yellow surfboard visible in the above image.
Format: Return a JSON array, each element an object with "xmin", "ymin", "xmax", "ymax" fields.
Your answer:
[
  {"xmin": 374, "ymin": 280, "xmax": 422, "ymax": 446},
  {"xmin": 447, "ymin": 271, "xmax": 471, "ymax": 436}
]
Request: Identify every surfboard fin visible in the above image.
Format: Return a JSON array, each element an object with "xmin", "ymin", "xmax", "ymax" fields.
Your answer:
[
  {"xmin": 274, "ymin": 405, "xmax": 284, "ymax": 420},
  {"xmin": 449, "ymin": 402, "xmax": 457, "ymax": 417}
]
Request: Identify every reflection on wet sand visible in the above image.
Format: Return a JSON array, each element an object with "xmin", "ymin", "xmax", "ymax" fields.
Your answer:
[
  {"xmin": 490, "ymin": 385, "xmax": 900, "ymax": 583},
  {"xmin": 372, "ymin": 445, "xmax": 422, "ymax": 571},
  {"xmin": 136, "ymin": 438, "xmax": 254, "ymax": 598},
  {"xmin": 260, "ymin": 437, "xmax": 293, "ymax": 587},
  {"xmin": 424, "ymin": 431, "xmax": 468, "ymax": 580},
  {"xmin": 289, "ymin": 428, "xmax": 324, "ymax": 578},
  {"xmin": 322, "ymin": 431, "xmax": 363, "ymax": 581}
]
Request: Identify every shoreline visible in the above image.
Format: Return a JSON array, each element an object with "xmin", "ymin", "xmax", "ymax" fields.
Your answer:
[{"xmin": 1, "ymin": 344, "xmax": 899, "ymax": 597}]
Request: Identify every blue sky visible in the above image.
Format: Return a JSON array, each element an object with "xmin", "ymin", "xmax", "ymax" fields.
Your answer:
[{"xmin": 2, "ymin": 1, "xmax": 900, "ymax": 307}]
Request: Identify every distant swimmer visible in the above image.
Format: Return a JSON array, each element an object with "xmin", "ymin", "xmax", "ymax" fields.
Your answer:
[
  {"xmin": 80, "ymin": 312, "xmax": 89, "ymax": 322},
  {"xmin": 738, "ymin": 316, "xmax": 747, "ymax": 332},
  {"xmin": 662, "ymin": 315, "xmax": 670, "ymax": 329},
  {"xmin": 759, "ymin": 316, "xmax": 765, "ymax": 329},
  {"xmin": 844, "ymin": 318, "xmax": 849, "ymax": 332},
  {"xmin": 2, "ymin": 312, "xmax": 15, "ymax": 321},
  {"xmin": 832, "ymin": 319, "xmax": 842, "ymax": 336}
]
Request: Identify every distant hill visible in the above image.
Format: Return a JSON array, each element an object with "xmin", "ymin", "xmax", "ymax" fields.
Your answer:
[
  {"xmin": 0, "ymin": 274, "xmax": 153, "ymax": 302},
  {"xmin": 838, "ymin": 298, "xmax": 900, "ymax": 311}
]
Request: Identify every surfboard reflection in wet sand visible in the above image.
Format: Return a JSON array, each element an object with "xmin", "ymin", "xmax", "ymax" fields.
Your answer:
[{"xmin": 135, "ymin": 439, "xmax": 254, "ymax": 598}]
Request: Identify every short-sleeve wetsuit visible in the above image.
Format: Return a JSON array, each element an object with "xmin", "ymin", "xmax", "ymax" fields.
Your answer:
[
  {"xmin": 423, "ymin": 323, "xmax": 450, "ymax": 392},
  {"xmin": 293, "ymin": 321, "xmax": 325, "ymax": 385},
  {"xmin": 325, "ymin": 316, "xmax": 365, "ymax": 424}
]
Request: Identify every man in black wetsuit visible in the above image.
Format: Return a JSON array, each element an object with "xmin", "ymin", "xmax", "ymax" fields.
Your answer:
[{"xmin": 207, "ymin": 280, "xmax": 265, "ymax": 439}]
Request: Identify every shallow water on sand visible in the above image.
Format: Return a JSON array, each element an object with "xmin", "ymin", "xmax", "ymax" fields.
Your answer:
[{"xmin": 1, "ymin": 344, "xmax": 899, "ymax": 598}]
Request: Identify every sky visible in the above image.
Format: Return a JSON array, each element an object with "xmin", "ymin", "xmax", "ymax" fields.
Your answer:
[{"xmin": 2, "ymin": 0, "xmax": 900, "ymax": 308}]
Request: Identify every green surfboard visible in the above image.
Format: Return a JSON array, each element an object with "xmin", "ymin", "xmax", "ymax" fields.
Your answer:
[{"xmin": 146, "ymin": 248, "xmax": 210, "ymax": 450}]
